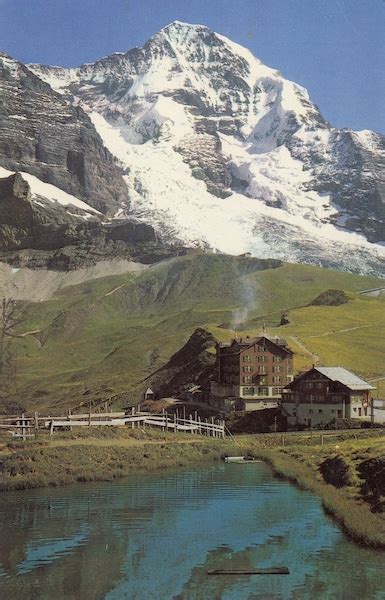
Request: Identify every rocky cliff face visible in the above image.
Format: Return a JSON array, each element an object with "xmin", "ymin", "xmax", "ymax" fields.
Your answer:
[
  {"xmin": 2, "ymin": 22, "xmax": 385, "ymax": 275},
  {"xmin": 0, "ymin": 172, "xmax": 159, "ymax": 269},
  {"xmin": 0, "ymin": 52, "xmax": 129, "ymax": 215}
]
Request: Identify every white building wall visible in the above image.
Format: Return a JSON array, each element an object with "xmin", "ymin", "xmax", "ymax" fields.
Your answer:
[
  {"xmin": 283, "ymin": 400, "xmax": 370, "ymax": 427},
  {"xmin": 283, "ymin": 402, "xmax": 343, "ymax": 427}
]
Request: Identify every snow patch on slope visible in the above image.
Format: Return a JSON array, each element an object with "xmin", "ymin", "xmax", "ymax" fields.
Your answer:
[
  {"xmin": 0, "ymin": 167, "xmax": 101, "ymax": 215},
  {"xmin": 220, "ymin": 131, "xmax": 337, "ymax": 224}
]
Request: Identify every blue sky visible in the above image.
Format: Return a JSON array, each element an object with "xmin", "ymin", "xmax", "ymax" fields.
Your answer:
[{"xmin": 1, "ymin": 0, "xmax": 384, "ymax": 133}]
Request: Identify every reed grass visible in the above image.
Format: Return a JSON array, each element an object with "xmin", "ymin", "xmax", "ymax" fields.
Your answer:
[{"xmin": 255, "ymin": 447, "xmax": 385, "ymax": 548}]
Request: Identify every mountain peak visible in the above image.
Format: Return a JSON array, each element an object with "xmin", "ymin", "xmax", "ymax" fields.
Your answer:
[{"xmin": 162, "ymin": 20, "xmax": 209, "ymax": 31}]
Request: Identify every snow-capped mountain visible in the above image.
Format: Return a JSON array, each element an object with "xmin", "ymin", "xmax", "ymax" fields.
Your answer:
[{"xmin": 2, "ymin": 22, "xmax": 385, "ymax": 274}]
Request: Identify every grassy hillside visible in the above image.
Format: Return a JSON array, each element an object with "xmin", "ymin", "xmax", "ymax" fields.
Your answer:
[{"xmin": 2, "ymin": 253, "xmax": 384, "ymax": 413}]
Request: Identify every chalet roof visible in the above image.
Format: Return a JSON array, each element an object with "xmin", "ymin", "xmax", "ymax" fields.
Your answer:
[
  {"xmin": 315, "ymin": 367, "xmax": 374, "ymax": 391},
  {"xmin": 218, "ymin": 335, "xmax": 289, "ymax": 350}
]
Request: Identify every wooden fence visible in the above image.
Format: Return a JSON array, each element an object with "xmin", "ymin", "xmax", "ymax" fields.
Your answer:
[{"xmin": 0, "ymin": 409, "xmax": 226, "ymax": 439}]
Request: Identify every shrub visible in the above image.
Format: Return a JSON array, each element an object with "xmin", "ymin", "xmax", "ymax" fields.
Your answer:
[
  {"xmin": 319, "ymin": 455, "xmax": 352, "ymax": 488},
  {"xmin": 357, "ymin": 457, "xmax": 385, "ymax": 512}
]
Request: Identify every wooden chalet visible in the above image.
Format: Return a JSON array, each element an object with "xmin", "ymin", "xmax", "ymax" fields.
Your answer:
[{"xmin": 281, "ymin": 366, "xmax": 375, "ymax": 428}]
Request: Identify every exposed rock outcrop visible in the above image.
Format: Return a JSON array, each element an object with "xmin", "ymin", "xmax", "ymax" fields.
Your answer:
[
  {"xmin": 0, "ymin": 52, "xmax": 129, "ymax": 215},
  {"xmin": 146, "ymin": 327, "xmax": 217, "ymax": 400},
  {"xmin": 0, "ymin": 172, "xmax": 160, "ymax": 269}
]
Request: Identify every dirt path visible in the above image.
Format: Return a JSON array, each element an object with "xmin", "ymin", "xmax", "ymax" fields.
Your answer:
[
  {"xmin": 104, "ymin": 284, "xmax": 127, "ymax": 297},
  {"xmin": 308, "ymin": 324, "xmax": 373, "ymax": 338},
  {"xmin": 289, "ymin": 336, "xmax": 318, "ymax": 360}
]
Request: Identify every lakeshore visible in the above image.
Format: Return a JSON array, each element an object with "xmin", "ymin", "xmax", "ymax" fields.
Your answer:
[{"xmin": 0, "ymin": 428, "xmax": 384, "ymax": 548}]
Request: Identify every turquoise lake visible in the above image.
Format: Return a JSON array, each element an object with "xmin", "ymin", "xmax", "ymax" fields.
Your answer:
[{"xmin": 0, "ymin": 462, "xmax": 384, "ymax": 599}]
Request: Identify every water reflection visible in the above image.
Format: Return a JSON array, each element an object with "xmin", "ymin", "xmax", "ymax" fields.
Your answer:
[{"xmin": 0, "ymin": 463, "xmax": 384, "ymax": 600}]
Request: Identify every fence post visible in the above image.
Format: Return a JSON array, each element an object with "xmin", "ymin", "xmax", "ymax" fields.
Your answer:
[
  {"xmin": 49, "ymin": 420, "xmax": 54, "ymax": 437},
  {"xmin": 174, "ymin": 412, "xmax": 177, "ymax": 432},
  {"xmin": 21, "ymin": 413, "xmax": 26, "ymax": 441},
  {"xmin": 162, "ymin": 408, "xmax": 165, "ymax": 432},
  {"xmin": 34, "ymin": 411, "xmax": 39, "ymax": 431}
]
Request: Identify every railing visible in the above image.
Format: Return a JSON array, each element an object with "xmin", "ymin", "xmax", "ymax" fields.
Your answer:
[
  {"xmin": 0, "ymin": 414, "xmax": 36, "ymax": 440},
  {"xmin": 0, "ymin": 410, "xmax": 226, "ymax": 439}
]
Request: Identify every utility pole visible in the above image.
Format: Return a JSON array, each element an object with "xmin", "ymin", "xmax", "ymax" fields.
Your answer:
[{"xmin": 371, "ymin": 395, "xmax": 375, "ymax": 428}]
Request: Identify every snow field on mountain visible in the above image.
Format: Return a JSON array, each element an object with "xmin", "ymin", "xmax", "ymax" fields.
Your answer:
[{"xmin": 89, "ymin": 113, "xmax": 385, "ymax": 268}]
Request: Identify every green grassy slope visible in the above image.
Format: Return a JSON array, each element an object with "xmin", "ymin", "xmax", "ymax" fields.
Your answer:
[{"xmin": 3, "ymin": 253, "xmax": 384, "ymax": 413}]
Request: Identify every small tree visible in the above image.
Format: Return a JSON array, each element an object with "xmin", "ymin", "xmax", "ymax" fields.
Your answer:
[{"xmin": 0, "ymin": 298, "xmax": 26, "ymax": 397}]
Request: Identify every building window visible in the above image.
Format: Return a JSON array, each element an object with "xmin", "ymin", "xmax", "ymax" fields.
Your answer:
[
  {"xmin": 337, "ymin": 410, "xmax": 342, "ymax": 418},
  {"xmin": 258, "ymin": 366, "xmax": 266, "ymax": 374},
  {"xmin": 258, "ymin": 387, "xmax": 269, "ymax": 396},
  {"xmin": 272, "ymin": 387, "xmax": 282, "ymax": 395},
  {"xmin": 316, "ymin": 382, "xmax": 323, "ymax": 389},
  {"xmin": 309, "ymin": 409, "xmax": 313, "ymax": 413},
  {"xmin": 259, "ymin": 377, "xmax": 267, "ymax": 384},
  {"xmin": 243, "ymin": 387, "xmax": 254, "ymax": 396},
  {"xmin": 318, "ymin": 409, "xmax": 323, "ymax": 413},
  {"xmin": 243, "ymin": 376, "xmax": 252, "ymax": 383},
  {"xmin": 273, "ymin": 355, "xmax": 281, "ymax": 362},
  {"xmin": 243, "ymin": 355, "xmax": 251, "ymax": 362},
  {"xmin": 273, "ymin": 376, "xmax": 281, "ymax": 383},
  {"xmin": 257, "ymin": 345, "xmax": 265, "ymax": 352},
  {"xmin": 258, "ymin": 356, "xmax": 267, "ymax": 362},
  {"xmin": 273, "ymin": 365, "xmax": 281, "ymax": 372},
  {"xmin": 243, "ymin": 365, "xmax": 252, "ymax": 372}
]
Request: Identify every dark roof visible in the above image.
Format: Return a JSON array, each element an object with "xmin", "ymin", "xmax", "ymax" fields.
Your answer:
[{"xmin": 218, "ymin": 335, "xmax": 292, "ymax": 354}]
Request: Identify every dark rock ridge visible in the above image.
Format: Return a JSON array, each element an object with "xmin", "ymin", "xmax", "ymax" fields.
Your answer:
[
  {"xmin": 146, "ymin": 327, "xmax": 217, "ymax": 401},
  {"xmin": 309, "ymin": 289, "xmax": 349, "ymax": 306},
  {"xmin": 0, "ymin": 173, "xmax": 161, "ymax": 269},
  {"xmin": 0, "ymin": 52, "xmax": 129, "ymax": 215}
]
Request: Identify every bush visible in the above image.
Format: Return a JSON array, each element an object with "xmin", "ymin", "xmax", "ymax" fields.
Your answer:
[
  {"xmin": 357, "ymin": 457, "xmax": 385, "ymax": 512},
  {"xmin": 319, "ymin": 455, "xmax": 352, "ymax": 488},
  {"xmin": 324, "ymin": 418, "xmax": 361, "ymax": 430}
]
